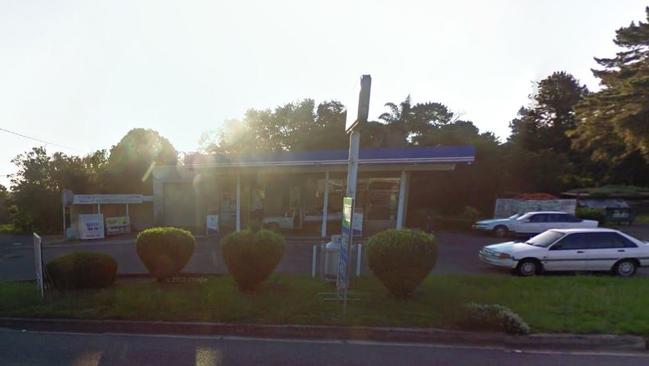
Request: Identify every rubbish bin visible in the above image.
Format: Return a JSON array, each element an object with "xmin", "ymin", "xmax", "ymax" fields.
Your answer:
[{"xmin": 323, "ymin": 235, "xmax": 342, "ymax": 281}]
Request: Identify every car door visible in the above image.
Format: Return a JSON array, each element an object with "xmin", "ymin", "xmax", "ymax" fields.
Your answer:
[
  {"xmin": 582, "ymin": 232, "xmax": 638, "ymax": 271},
  {"xmin": 546, "ymin": 214, "xmax": 565, "ymax": 230},
  {"xmin": 520, "ymin": 214, "xmax": 549, "ymax": 234},
  {"xmin": 560, "ymin": 213, "xmax": 588, "ymax": 229},
  {"xmin": 542, "ymin": 233, "xmax": 587, "ymax": 271}
]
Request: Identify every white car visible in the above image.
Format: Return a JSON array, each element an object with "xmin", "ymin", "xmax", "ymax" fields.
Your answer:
[
  {"xmin": 479, "ymin": 228, "xmax": 649, "ymax": 277},
  {"xmin": 473, "ymin": 211, "xmax": 598, "ymax": 237}
]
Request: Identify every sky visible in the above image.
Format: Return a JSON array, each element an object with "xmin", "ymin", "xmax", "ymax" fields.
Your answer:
[{"xmin": 1, "ymin": 0, "xmax": 647, "ymax": 187}]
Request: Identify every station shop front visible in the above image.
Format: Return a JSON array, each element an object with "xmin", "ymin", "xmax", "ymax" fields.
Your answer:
[{"xmin": 152, "ymin": 146, "xmax": 475, "ymax": 239}]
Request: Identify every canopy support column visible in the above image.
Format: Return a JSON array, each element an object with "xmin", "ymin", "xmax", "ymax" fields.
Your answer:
[
  {"xmin": 396, "ymin": 170, "xmax": 409, "ymax": 229},
  {"xmin": 321, "ymin": 171, "xmax": 330, "ymax": 239}
]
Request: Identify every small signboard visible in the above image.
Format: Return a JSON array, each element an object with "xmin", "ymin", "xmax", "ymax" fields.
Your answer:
[
  {"xmin": 105, "ymin": 216, "xmax": 130, "ymax": 236},
  {"xmin": 206, "ymin": 214, "xmax": 219, "ymax": 236},
  {"xmin": 342, "ymin": 197, "xmax": 353, "ymax": 231},
  {"xmin": 79, "ymin": 214, "xmax": 105, "ymax": 240},
  {"xmin": 73, "ymin": 194, "xmax": 145, "ymax": 205}
]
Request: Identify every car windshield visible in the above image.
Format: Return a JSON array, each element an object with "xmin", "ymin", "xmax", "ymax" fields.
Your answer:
[{"xmin": 526, "ymin": 231, "xmax": 565, "ymax": 247}]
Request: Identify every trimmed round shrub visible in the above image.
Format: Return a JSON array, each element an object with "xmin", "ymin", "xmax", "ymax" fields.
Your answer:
[
  {"xmin": 46, "ymin": 252, "xmax": 117, "ymax": 290},
  {"xmin": 366, "ymin": 229, "xmax": 437, "ymax": 298},
  {"xmin": 221, "ymin": 229, "xmax": 285, "ymax": 291},
  {"xmin": 458, "ymin": 303, "xmax": 530, "ymax": 335},
  {"xmin": 136, "ymin": 227, "xmax": 196, "ymax": 280}
]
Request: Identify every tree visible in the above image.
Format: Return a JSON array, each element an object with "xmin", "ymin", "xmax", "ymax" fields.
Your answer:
[
  {"xmin": 50, "ymin": 150, "xmax": 107, "ymax": 194},
  {"xmin": 377, "ymin": 96, "xmax": 412, "ymax": 147},
  {"xmin": 201, "ymin": 100, "xmax": 349, "ymax": 155},
  {"xmin": 509, "ymin": 72, "xmax": 588, "ymax": 154},
  {"xmin": 7, "ymin": 129, "xmax": 172, "ymax": 232},
  {"xmin": 102, "ymin": 129, "xmax": 177, "ymax": 194},
  {"xmin": 408, "ymin": 119, "xmax": 507, "ymax": 215},
  {"xmin": 9, "ymin": 147, "xmax": 108, "ymax": 232},
  {"xmin": 308, "ymin": 101, "xmax": 348, "ymax": 150},
  {"xmin": 374, "ymin": 97, "xmax": 458, "ymax": 148},
  {"xmin": 574, "ymin": 7, "xmax": 649, "ymax": 161},
  {"xmin": 9, "ymin": 147, "xmax": 60, "ymax": 232},
  {"xmin": 0, "ymin": 184, "xmax": 10, "ymax": 224},
  {"xmin": 501, "ymin": 72, "xmax": 594, "ymax": 193}
]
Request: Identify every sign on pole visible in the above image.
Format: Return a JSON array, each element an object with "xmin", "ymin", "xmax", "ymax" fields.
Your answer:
[{"xmin": 33, "ymin": 233, "xmax": 44, "ymax": 298}]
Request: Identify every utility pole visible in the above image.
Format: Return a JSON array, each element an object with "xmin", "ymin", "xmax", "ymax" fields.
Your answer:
[{"xmin": 338, "ymin": 75, "xmax": 371, "ymax": 313}]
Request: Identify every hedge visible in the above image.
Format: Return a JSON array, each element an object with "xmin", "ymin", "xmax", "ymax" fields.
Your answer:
[
  {"xmin": 366, "ymin": 229, "xmax": 437, "ymax": 298},
  {"xmin": 221, "ymin": 229, "xmax": 285, "ymax": 291},
  {"xmin": 46, "ymin": 252, "xmax": 117, "ymax": 290},
  {"xmin": 136, "ymin": 227, "xmax": 196, "ymax": 280}
]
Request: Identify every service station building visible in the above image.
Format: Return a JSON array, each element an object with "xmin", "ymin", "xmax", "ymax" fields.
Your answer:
[{"xmin": 151, "ymin": 146, "xmax": 475, "ymax": 239}]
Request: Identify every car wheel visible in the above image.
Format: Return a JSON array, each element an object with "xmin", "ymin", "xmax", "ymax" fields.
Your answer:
[
  {"xmin": 516, "ymin": 259, "xmax": 539, "ymax": 277},
  {"xmin": 613, "ymin": 259, "xmax": 637, "ymax": 277},
  {"xmin": 493, "ymin": 225, "xmax": 509, "ymax": 238}
]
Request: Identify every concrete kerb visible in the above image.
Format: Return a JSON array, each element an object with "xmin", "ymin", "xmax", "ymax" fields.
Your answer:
[{"xmin": 0, "ymin": 318, "xmax": 645, "ymax": 352}]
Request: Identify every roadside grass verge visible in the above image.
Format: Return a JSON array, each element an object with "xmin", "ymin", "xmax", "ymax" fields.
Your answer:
[{"xmin": 1, "ymin": 274, "xmax": 647, "ymax": 336}]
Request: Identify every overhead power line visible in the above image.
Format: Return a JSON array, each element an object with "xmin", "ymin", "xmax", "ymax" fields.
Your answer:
[{"xmin": 0, "ymin": 127, "xmax": 82, "ymax": 152}]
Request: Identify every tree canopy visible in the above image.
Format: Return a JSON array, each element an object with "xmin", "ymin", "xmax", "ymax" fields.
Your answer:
[
  {"xmin": 574, "ymin": 7, "xmax": 649, "ymax": 161},
  {"xmin": 102, "ymin": 128, "xmax": 177, "ymax": 194},
  {"xmin": 8, "ymin": 147, "xmax": 107, "ymax": 232},
  {"xmin": 201, "ymin": 100, "xmax": 348, "ymax": 155},
  {"xmin": 509, "ymin": 72, "xmax": 589, "ymax": 154},
  {"xmin": 7, "ymin": 129, "xmax": 177, "ymax": 232}
]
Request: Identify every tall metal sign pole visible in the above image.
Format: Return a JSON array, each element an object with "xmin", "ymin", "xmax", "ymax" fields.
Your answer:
[{"xmin": 338, "ymin": 75, "xmax": 371, "ymax": 313}]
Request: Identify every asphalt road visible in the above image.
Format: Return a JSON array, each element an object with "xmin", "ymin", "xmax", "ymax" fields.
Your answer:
[
  {"xmin": 1, "ymin": 329, "xmax": 647, "ymax": 366},
  {"xmin": 1, "ymin": 231, "xmax": 647, "ymax": 281}
]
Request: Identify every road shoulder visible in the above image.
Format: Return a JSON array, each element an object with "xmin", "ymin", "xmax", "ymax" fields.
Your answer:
[{"xmin": 0, "ymin": 317, "xmax": 645, "ymax": 353}]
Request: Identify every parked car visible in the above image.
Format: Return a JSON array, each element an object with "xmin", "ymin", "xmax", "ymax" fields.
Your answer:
[
  {"xmin": 473, "ymin": 211, "xmax": 598, "ymax": 237},
  {"xmin": 479, "ymin": 228, "xmax": 649, "ymax": 277},
  {"xmin": 472, "ymin": 213, "xmax": 521, "ymax": 236}
]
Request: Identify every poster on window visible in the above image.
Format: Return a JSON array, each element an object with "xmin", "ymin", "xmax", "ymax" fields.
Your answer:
[
  {"xmin": 79, "ymin": 214, "xmax": 105, "ymax": 240},
  {"xmin": 105, "ymin": 216, "xmax": 130, "ymax": 236},
  {"xmin": 206, "ymin": 214, "xmax": 219, "ymax": 236},
  {"xmin": 352, "ymin": 211, "xmax": 363, "ymax": 238}
]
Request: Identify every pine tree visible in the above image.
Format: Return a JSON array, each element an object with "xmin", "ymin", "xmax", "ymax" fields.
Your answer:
[{"xmin": 574, "ymin": 7, "xmax": 649, "ymax": 160}]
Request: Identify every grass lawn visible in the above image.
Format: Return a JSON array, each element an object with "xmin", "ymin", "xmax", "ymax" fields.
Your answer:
[{"xmin": 1, "ymin": 274, "xmax": 648, "ymax": 336}]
